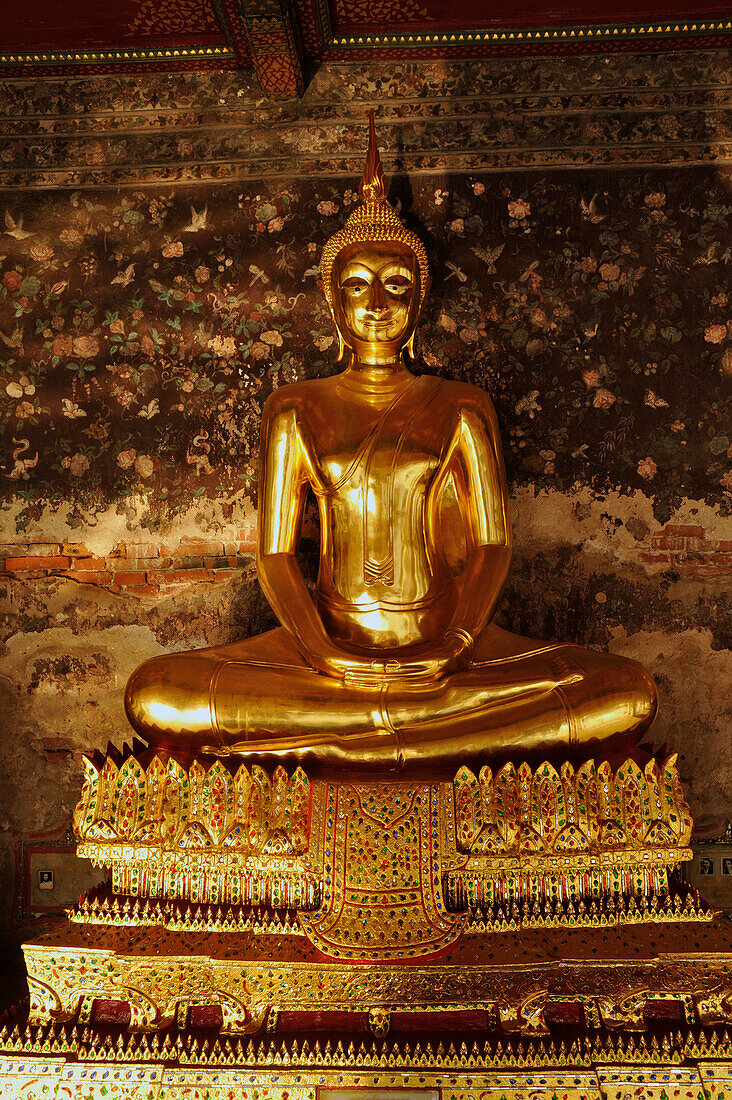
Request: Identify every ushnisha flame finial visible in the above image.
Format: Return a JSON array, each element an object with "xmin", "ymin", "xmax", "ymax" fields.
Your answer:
[
  {"xmin": 359, "ymin": 109, "xmax": 386, "ymax": 205},
  {"xmin": 319, "ymin": 111, "xmax": 430, "ymax": 312}
]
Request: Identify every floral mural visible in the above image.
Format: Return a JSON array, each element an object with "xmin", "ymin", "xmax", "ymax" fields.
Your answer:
[{"xmin": 0, "ymin": 167, "xmax": 730, "ymax": 531}]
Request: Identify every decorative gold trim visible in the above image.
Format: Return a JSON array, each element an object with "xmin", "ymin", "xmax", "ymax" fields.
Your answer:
[
  {"xmin": 0, "ymin": 45, "xmax": 235, "ymax": 66},
  {"xmin": 331, "ymin": 19, "xmax": 732, "ymax": 48}
]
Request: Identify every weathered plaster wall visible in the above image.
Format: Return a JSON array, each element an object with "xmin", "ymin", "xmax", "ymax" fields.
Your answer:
[{"xmin": 1, "ymin": 51, "xmax": 730, "ymax": 957}]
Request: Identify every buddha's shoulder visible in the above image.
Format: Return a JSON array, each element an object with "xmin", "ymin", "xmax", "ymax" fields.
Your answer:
[
  {"xmin": 262, "ymin": 377, "xmax": 331, "ymax": 417},
  {"xmin": 434, "ymin": 378, "xmax": 498, "ymax": 417}
]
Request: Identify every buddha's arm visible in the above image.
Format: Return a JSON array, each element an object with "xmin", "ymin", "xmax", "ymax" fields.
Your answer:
[
  {"xmin": 445, "ymin": 394, "xmax": 512, "ymax": 642},
  {"xmin": 257, "ymin": 395, "xmax": 394, "ymax": 681},
  {"xmin": 257, "ymin": 396, "xmax": 336, "ymax": 669}
]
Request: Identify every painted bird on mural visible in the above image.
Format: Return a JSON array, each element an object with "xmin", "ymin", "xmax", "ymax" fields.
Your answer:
[
  {"xmin": 471, "ymin": 243, "xmax": 505, "ymax": 273},
  {"xmin": 111, "ymin": 263, "xmax": 136, "ymax": 287},
  {"xmin": 0, "ymin": 323, "xmax": 25, "ymax": 353},
  {"xmin": 183, "ymin": 205, "xmax": 209, "ymax": 233},
  {"xmin": 580, "ymin": 194, "xmax": 607, "ymax": 223},
  {"xmin": 4, "ymin": 210, "xmax": 34, "ymax": 240}
]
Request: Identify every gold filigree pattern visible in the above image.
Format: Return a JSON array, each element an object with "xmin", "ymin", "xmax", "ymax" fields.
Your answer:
[{"xmin": 74, "ymin": 753, "xmax": 317, "ymax": 907}]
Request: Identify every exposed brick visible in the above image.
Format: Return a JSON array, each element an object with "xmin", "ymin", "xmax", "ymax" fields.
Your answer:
[
  {"xmin": 61, "ymin": 570, "xmax": 113, "ymax": 584},
  {"xmin": 212, "ymin": 569, "xmax": 238, "ymax": 581},
  {"xmin": 169, "ymin": 554, "xmax": 206, "ymax": 569},
  {"xmin": 63, "ymin": 542, "xmax": 92, "ymax": 558},
  {"xmin": 110, "ymin": 571, "xmax": 148, "ymax": 586},
  {"xmin": 658, "ymin": 523, "xmax": 706, "ymax": 539},
  {"xmin": 156, "ymin": 569, "xmax": 215, "ymax": 584},
  {"xmin": 236, "ymin": 554, "xmax": 255, "ymax": 568},
  {"xmin": 205, "ymin": 555, "xmax": 237, "ymax": 569},
  {"xmin": 4, "ymin": 555, "xmax": 70, "ymax": 571},
  {"xmin": 3, "ymin": 542, "xmax": 63, "ymax": 557},
  {"xmin": 120, "ymin": 541, "xmax": 161, "ymax": 559},
  {"xmin": 176, "ymin": 538, "xmax": 224, "ymax": 555},
  {"xmin": 69, "ymin": 556, "xmax": 107, "ymax": 570},
  {"xmin": 223, "ymin": 541, "xmax": 238, "ymax": 556}
]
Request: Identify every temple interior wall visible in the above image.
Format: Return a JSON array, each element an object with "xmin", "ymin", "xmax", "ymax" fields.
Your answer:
[{"xmin": 0, "ymin": 50, "xmax": 730, "ymax": 963}]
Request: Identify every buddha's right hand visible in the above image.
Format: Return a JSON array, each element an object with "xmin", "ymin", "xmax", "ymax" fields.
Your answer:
[{"xmin": 310, "ymin": 639, "xmax": 465, "ymax": 690}]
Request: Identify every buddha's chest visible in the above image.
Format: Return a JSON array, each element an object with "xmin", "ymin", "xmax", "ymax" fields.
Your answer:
[{"xmin": 305, "ymin": 389, "xmax": 449, "ymax": 500}]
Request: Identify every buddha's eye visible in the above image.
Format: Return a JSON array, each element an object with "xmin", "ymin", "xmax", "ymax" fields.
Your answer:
[{"xmin": 341, "ymin": 277, "xmax": 369, "ymax": 293}]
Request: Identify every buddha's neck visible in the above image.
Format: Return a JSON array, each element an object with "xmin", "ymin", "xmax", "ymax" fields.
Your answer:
[{"xmin": 342, "ymin": 354, "xmax": 413, "ymax": 397}]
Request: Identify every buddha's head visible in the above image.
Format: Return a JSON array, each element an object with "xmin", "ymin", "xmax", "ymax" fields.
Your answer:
[{"xmin": 320, "ymin": 112, "xmax": 429, "ymax": 366}]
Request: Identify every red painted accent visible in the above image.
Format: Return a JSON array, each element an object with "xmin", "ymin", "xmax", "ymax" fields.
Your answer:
[
  {"xmin": 330, "ymin": 0, "xmax": 731, "ymax": 35},
  {"xmin": 391, "ymin": 1009, "xmax": 490, "ymax": 1033},
  {"xmin": 644, "ymin": 999, "xmax": 685, "ymax": 1023},
  {"xmin": 544, "ymin": 1001, "xmax": 586, "ymax": 1026},
  {"xmin": 188, "ymin": 1004, "xmax": 225, "ymax": 1029},
  {"xmin": 2, "ymin": 0, "xmax": 227, "ymax": 52},
  {"xmin": 278, "ymin": 1010, "xmax": 371, "ymax": 1034},
  {"xmin": 91, "ymin": 998, "xmax": 132, "ymax": 1026}
]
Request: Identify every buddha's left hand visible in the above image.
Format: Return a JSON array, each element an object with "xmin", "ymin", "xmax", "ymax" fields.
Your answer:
[{"xmin": 343, "ymin": 633, "xmax": 471, "ymax": 690}]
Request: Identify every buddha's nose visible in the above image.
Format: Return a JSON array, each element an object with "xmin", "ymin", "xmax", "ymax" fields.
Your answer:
[{"xmin": 367, "ymin": 278, "xmax": 386, "ymax": 312}]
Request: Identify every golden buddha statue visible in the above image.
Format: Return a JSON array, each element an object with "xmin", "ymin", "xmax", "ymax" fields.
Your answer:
[{"xmin": 125, "ymin": 114, "xmax": 657, "ymax": 770}]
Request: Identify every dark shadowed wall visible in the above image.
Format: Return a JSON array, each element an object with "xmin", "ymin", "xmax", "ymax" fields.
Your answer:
[{"xmin": 1, "ymin": 50, "xmax": 730, "ymax": 959}]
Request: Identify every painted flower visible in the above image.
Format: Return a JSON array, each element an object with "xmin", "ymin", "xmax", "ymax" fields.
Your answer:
[
  {"xmin": 61, "ymin": 399, "xmax": 86, "ymax": 418},
  {"xmin": 135, "ymin": 454, "xmax": 154, "ymax": 478},
  {"xmin": 268, "ymin": 216, "xmax": 285, "ymax": 232},
  {"xmin": 704, "ymin": 324, "xmax": 727, "ymax": 344},
  {"xmin": 52, "ymin": 334, "xmax": 73, "ymax": 357},
  {"xmin": 162, "ymin": 241, "xmax": 184, "ymax": 258},
  {"xmin": 72, "ymin": 335, "xmax": 99, "ymax": 358},
  {"xmin": 508, "ymin": 198, "xmax": 531, "ymax": 220},
  {"xmin": 72, "ymin": 332, "xmax": 99, "ymax": 358},
  {"xmin": 195, "ymin": 265, "xmax": 210, "ymax": 284},
  {"xmin": 109, "ymin": 319, "xmax": 125, "ymax": 335},
  {"xmin": 438, "ymin": 313, "xmax": 457, "ymax": 332},
  {"xmin": 515, "ymin": 390, "xmax": 541, "ymax": 418},
  {"xmin": 529, "ymin": 308, "xmax": 549, "ymax": 329},
  {"xmin": 599, "ymin": 263, "xmax": 621, "ymax": 282},
  {"xmin": 593, "ymin": 388, "xmax": 616, "ymax": 409},
  {"xmin": 209, "ymin": 335, "xmax": 237, "ymax": 358},
  {"xmin": 317, "ymin": 200, "xmax": 339, "ymax": 216},
  {"xmin": 637, "ymin": 456, "xmax": 657, "ymax": 480},
  {"xmin": 450, "ymin": 218, "xmax": 465, "ymax": 233},
  {"xmin": 313, "ymin": 334, "xmax": 334, "ymax": 351},
  {"xmin": 69, "ymin": 452, "xmax": 90, "ymax": 477},
  {"xmin": 177, "ymin": 138, "xmax": 194, "ymax": 156},
  {"xmin": 644, "ymin": 192, "xmax": 666, "ymax": 209},
  {"xmin": 16, "ymin": 401, "xmax": 35, "ymax": 419},
  {"xmin": 459, "ymin": 326, "xmax": 480, "ymax": 344},
  {"xmin": 6, "ymin": 375, "xmax": 34, "ymax": 399},
  {"xmin": 644, "ymin": 390, "xmax": 669, "ymax": 408},
  {"xmin": 59, "ymin": 228, "xmax": 84, "ymax": 247},
  {"xmin": 580, "ymin": 257, "xmax": 597, "ymax": 274},
  {"xmin": 250, "ymin": 341, "xmax": 270, "ymax": 359},
  {"xmin": 582, "ymin": 368, "xmax": 600, "ymax": 388},
  {"xmin": 670, "ymin": 420, "xmax": 685, "ymax": 432},
  {"xmin": 3, "ymin": 270, "xmax": 22, "ymax": 291},
  {"xmin": 261, "ymin": 330, "xmax": 283, "ymax": 347},
  {"xmin": 721, "ymin": 471, "xmax": 732, "ymax": 492},
  {"xmin": 30, "ymin": 244, "xmax": 54, "ymax": 263},
  {"xmin": 472, "ymin": 181, "xmax": 485, "ymax": 195}
]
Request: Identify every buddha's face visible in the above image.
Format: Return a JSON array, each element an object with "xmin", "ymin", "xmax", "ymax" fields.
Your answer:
[{"xmin": 331, "ymin": 241, "xmax": 421, "ymax": 364}]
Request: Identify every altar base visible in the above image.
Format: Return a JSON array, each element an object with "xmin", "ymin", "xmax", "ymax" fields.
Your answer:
[{"xmin": 4, "ymin": 748, "xmax": 732, "ymax": 1096}]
